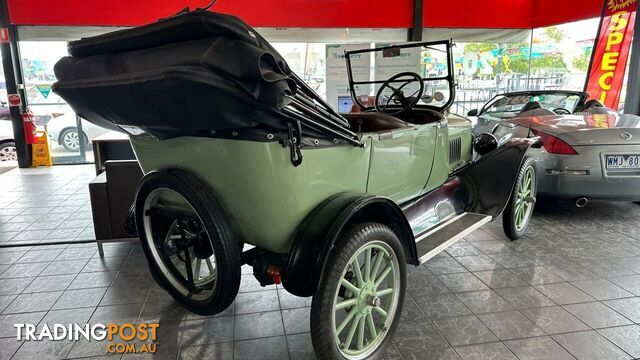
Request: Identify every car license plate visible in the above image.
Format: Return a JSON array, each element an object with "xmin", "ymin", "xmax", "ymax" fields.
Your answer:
[{"xmin": 605, "ymin": 155, "xmax": 640, "ymax": 169}]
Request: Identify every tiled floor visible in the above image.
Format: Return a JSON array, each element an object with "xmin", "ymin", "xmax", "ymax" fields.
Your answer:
[
  {"xmin": 1, "ymin": 165, "xmax": 639, "ymax": 359},
  {"xmin": 0, "ymin": 166, "xmax": 95, "ymax": 246}
]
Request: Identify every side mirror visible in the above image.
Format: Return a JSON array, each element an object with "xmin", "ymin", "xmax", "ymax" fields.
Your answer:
[
  {"xmin": 473, "ymin": 133, "xmax": 498, "ymax": 156},
  {"xmin": 467, "ymin": 109, "xmax": 478, "ymax": 117}
]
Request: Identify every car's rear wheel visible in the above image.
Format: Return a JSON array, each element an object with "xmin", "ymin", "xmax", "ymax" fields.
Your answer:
[
  {"xmin": 503, "ymin": 157, "xmax": 537, "ymax": 240},
  {"xmin": 59, "ymin": 127, "xmax": 88, "ymax": 152},
  {"xmin": 135, "ymin": 168, "xmax": 241, "ymax": 315},
  {"xmin": 311, "ymin": 222, "xmax": 406, "ymax": 360},
  {"xmin": 0, "ymin": 142, "xmax": 17, "ymax": 161}
]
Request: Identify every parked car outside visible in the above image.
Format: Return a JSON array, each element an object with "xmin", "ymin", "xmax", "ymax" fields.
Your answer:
[
  {"xmin": 26, "ymin": 83, "xmax": 110, "ymax": 152},
  {"xmin": 46, "ymin": 110, "xmax": 110, "ymax": 152},
  {"xmin": 0, "ymin": 119, "xmax": 17, "ymax": 162}
]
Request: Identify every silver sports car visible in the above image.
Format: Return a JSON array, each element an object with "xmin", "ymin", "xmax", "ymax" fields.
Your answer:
[{"xmin": 468, "ymin": 90, "xmax": 640, "ymax": 206}]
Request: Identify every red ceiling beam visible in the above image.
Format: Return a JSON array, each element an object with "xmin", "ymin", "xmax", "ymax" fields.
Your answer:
[
  {"xmin": 7, "ymin": 0, "xmax": 603, "ymax": 29},
  {"xmin": 532, "ymin": 0, "xmax": 603, "ymax": 27},
  {"xmin": 6, "ymin": 0, "xmax": 413, "ymax": 28},
  {"xmin": 424, "ymin": 0, "xmax": 534, "ymax": 29}
]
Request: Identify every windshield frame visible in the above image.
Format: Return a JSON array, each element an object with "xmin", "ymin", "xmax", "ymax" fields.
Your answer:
[
  {"xmin": 479, "ymin": 91, "xmax": 589, "ymax": 116},
  {"xmin": 344, "ymin": 40, "xmax": 455, "ymax": 113}
]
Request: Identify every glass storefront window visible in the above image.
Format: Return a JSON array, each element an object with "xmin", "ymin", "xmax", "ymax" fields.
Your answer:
[
  {"xmin": 531, "ymin": 19, "xmax": 599, "ymax": 91},
  {"xmin": 269, "ymin": 22, "xmax": 629, "ymax": 117},
  {"xmin": 9, "ymin": 17, "xmax": 631, "ymax": 167},
  {"xmin": 20, "ymin": 41, "xmax": 112, "ymax": 164},
  {"xmin": 272, "ymin": 43, "xmax": 327, "ymax": 99},
  {"xmin": 451, "ymin": 38, "xmax": 533, "ymax": 115}
]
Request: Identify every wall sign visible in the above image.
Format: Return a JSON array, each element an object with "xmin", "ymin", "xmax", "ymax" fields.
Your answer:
[
  {"xmin": 8, "ymin": 93, "xmax": 22, "ymax": 107},
  {"xmin": 325, "ymin": 44, "xmax": 370, "ymax": 111},
  {"xmin": 35, "ymin": 84, "xmax": 52, "ymax": 99},
  {"xmin": 374, "ymin": 45, "xmax": 421, "ymax": 82}
]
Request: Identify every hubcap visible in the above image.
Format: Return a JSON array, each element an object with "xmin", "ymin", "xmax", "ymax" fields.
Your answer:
[
  {"xmin": 0, "ymin": 145, "xmax": 17, "ymax": 161},
  {"xmin": 332, "ymin": 241, "xmax": 400, "ymax": 359},
  {"xmin": 63, "ymin": 131, "xmax": 80, "ymax": 150},
  {"xmin": 143, "ymin": 188, "xmax": 217, "ymax": 300},
  {"xmin": 515, "ymin": 166, "xmax": 535, "ymax": 231}
]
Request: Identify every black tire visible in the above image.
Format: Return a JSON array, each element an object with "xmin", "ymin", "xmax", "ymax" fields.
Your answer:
[
  {"xmin": 503, "ymin": 157, "xmax": 537, "ymax": 240},
  {"xmin": 135, "ymin": 168, "xmax": 241, "ymax": 315},
  {"xmin": 59, "ymin": 127, "xmax": 88, "ymax": 152},
  {"xmin": 311, "ymin": 222, "xmax": 406, "ymax": 360},
  {"xmin": 0, "ymin": 141, "xmax": 17, "ymax": 162}
]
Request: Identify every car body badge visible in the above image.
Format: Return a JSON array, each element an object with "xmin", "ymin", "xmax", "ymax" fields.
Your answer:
[{"xmin": 620, "ymin": 132, "xmax": 632, "ymax": 141}]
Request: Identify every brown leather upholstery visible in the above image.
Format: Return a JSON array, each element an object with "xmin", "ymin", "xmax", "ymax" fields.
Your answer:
[
  {"xmin": 344, "ymin": 112, "xmax": 410, "ymax": 132},
  {"xmin": 409, "ymin": 109, "xmax": 444, "ymax": 124}
]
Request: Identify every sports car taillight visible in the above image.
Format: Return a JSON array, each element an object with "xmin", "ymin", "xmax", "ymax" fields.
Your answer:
[{"xmin": 531, "ymin": 129, "xmax": 578, "ymax": 155}]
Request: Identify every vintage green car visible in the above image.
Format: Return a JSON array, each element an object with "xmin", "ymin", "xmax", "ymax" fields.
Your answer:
[{"xmin": 53, "ymin": 11, "xmax": 538, "ymax": 360}]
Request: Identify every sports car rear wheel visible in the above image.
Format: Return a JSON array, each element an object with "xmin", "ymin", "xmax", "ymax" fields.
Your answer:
[
  {"xmin": 136, "ymin": 168, "xmax": 241, "ymax": 315},
  {"xmin": 310, "ymin": 222, "xmax": 406, "ymax": 360},
  {"xmin": 503, "ymin": 157, "xmax": 536, "ymax": 240}
]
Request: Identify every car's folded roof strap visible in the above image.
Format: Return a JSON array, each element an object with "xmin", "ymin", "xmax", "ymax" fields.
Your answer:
[{"xmin": 288, "ymin": 120, "xmax": 303, "ymax": 167}]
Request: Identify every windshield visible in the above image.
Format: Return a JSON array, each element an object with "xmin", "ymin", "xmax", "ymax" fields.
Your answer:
[
  {"xmin": 483, "ymin": 93, "xmax": 583, "ymax": 118},
  {"xmin": 345, "ymin": 41, "xmax": 454, "ymax": 112}
]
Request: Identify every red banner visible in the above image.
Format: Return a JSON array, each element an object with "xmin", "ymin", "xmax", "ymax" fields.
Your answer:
[{"xmin": 585, "ymin": 0, "xmax": 637, "ymax": 109}]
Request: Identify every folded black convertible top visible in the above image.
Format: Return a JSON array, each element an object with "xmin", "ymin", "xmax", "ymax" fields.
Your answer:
[{"xmin": 53, "ymin": 10, "xmax": 356, "ymax": 143}]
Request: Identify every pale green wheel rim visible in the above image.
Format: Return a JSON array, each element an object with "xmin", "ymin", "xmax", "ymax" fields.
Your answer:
[
  {"xmin": 515, "ymin": 166, "xmax": 535, "ymax": 231},
  {"xmin": 331, "ymin": 240, "xmax": 401, "ymax": 359}
]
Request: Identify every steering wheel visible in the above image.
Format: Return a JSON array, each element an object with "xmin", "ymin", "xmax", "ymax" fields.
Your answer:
[
  {"xmin": 375, "ymin": 72, "xmax": 424, "ymax": 114},
  {"xmin": 553, "ymin": 108, "xmax": 571, "ymax": 115}
]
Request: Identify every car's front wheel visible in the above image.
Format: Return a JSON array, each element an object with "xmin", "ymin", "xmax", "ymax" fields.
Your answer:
[
  {"xmin": 0, "ymin": 141, "xmax": 17, "ymax": 162},
  {"xmin": 311, "ymin": 222, "xmax": 406, "ymax": 360},
  {"xmin": 503, "ymin": 157, "xmax": 537, "ymax": 240}
]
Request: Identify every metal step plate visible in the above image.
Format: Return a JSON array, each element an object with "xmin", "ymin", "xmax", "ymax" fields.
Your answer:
[{"xmin": 415, "ymin": 212, "xmax": 492, "ymax": 264}]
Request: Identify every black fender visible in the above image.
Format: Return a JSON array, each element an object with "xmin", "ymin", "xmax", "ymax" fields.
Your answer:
[
  {"xmin": 456, "ymin": 137, "xmax": 538, "ymax": 218},
  {"xmin": 282, "ymin": 193, "xmax": 416, "ymax": 297}
]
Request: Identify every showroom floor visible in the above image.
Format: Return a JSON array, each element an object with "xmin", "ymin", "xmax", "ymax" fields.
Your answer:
[{"xmin": 0, "ymin": 165, "xmax": 639, "ymax": 360}]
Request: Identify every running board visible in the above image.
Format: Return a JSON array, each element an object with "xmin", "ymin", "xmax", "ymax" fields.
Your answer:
[{"xmin": 415, "ymin": 212, "xmax": 492, "ymax": 264}]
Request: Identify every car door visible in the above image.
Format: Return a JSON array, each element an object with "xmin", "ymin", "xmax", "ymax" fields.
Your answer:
[{"xmin": 366, "ymin": 122, "xmax": 438, "ymax": 203}]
